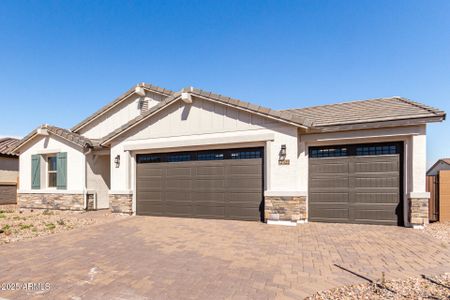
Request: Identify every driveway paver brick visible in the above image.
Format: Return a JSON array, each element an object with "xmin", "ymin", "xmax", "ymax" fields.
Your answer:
[{"xmin": 0, "ymin": 216, "xmax": 449, "ymax": 299}]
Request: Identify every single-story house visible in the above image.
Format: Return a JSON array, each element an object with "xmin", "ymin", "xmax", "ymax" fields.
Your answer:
[
  {"xmin": 0, "ymin": 138, "xmax": 20, "ymax": 205},
  {"xmin": 11, "ymin": 83, "xmax": 446, "ymax": 227}
]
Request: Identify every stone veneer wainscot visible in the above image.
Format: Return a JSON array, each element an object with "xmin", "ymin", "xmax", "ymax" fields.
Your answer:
[
  {"xmin": 18, "ymin": 193, "xmax": 84, "ymax": 210},
  {"xmin": 409, "ymin": 198, "xmax": 429, "ymax": 226},
  {"xmin": 265, "ymin": 196, "xmax": 307, "ymax": 223},
  {"xmin": 109, "ymin": 194, "xmax": 133, "ymax": 214}
]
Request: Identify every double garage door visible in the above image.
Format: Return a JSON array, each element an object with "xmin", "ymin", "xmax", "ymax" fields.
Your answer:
[
  {"xmin": 309, "ymin": 142, "xmax": 403, "ymax": 226},
  {"xmin": 136, "ymin": 148, "xmax": 264, "ymax": 221}
]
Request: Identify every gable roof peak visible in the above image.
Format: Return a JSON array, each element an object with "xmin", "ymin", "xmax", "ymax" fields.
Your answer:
[{"xmin": 71, "ymin": 82, "xmax": 174, "ymax": 132}]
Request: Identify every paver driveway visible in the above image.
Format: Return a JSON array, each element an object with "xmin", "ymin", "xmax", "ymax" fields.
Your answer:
[{"xmin": 0, "ymin": 216, "xmax": 449, "ymax": 299}]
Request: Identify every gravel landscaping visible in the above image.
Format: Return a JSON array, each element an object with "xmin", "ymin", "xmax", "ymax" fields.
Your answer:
[
  {"xmin": 425, "ymin": 221, "xmax": 450, "ymax": 244},
  {"xmin": 0, "ymin": 209, "xmax": 127, "ymax": 244},
  {"xmin": 306, "ymin": 273, "xmax": 450, "ymax": 300}
]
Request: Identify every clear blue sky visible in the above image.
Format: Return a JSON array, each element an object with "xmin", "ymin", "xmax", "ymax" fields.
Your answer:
[{"xmin": 0, "ymin": 0, "xmax": 449, "ymax": 167}]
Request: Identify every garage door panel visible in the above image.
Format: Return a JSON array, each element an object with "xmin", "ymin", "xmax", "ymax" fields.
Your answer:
[
  {"xmin": 196, "ymin": 166, "xmax": 225, "ymax": 176},
  {"xmin": 310, "ymin": 177, "xmax": 349, "ymax": 189},
  {"xmin": 192, "ymin": 179, "xmax": 226, "ymax": 189},
  {"xmin": 228, "ymin": 192, "xmax": 262, "ymax": 203},
  {"xmin": 351, "ymin": 206, "xmax": 399, "ymax": 225},
  {"xmin": 136, "ymin": 191, "xmax": 162, "ymax": 199},
  {"xmin": 354, "ymin": 161, "xmax": 399, "ymax": 173},
  {"xmin": 137, "ymin": 167, "xmax": 164, "ymax": 177},
  {"xmin": 137, "ymin": 180, "xmax": 163, "ymax": 189},
  {"xmin": 228, "ymin": 178, "xmax": 261, "ymax": 190},
  {"xmin": 166, "ymin": 167, "xmax": 192, "ymax": 176},
  {"xmin": 191, "ymin": 192, "xmax": 225, "ymax": 202},
  {"xmin": 309, "ymin": 204, "xmax": 349, "ymax": 220},
  {"xmin": 354, "ymin": 192, "xmax": 399, "ymax": 204},
  {"xmin": 136, "ymin": 148, "xmax": 263, "ymax": 221},
  {"xmin": 309, "ymin": 161, "xmax": 349, "ymax": 174},
  {"xmin": 309, "ymin": 192, "xmax": 349, "ymax": 203},
  {"xmin": 136, "ymin": 202, "xmax": 164, "ymax": 215},
  {"xmin": 225, "ymin": 207, "xmax": 260, "ymax": 221},
  {"xmin": 355, "ymin": 176, "xmax": 399, "ymax": 188},
  {"xmin": 309, "ymin": 143, "xmax": 402, "ymax": 226},
  {"xmin": 164, "ymin": 203, "xmax": 193, "ymax": 212},
  {"xmin": 164, "ymin": 191, "xmax": 190, "ymax": 201},
  {"xmin": 165, "ymin": 179, "xmax": 191, "ymax": 189},
  {"xmin": 229, "ymin": 164, "xmax": 262, "ymax": 175}
]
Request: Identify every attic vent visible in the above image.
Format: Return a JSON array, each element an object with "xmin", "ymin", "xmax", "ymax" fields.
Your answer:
[{"xmin": 138, "ymin": 98, "xmax": 149, "ymax": 113}]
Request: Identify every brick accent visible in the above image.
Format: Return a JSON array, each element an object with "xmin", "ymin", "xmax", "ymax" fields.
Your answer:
[
  {"xmin": 265, "ymin": 196, "xmax": 307, "ymax": 222},
  {"xmin": 110, "ymin": 194, "xmax": 133, "ymax": 214},
  {"xmin": 17, "ymin": 193, "xmax": 84, "ymax": 210},
  {"xmin": 409, "ymin": 198, "xmax": 429, "ymax": 226}
]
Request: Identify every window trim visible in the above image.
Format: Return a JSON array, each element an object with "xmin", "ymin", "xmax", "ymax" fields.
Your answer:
[{"xmin": 46, "ymin": 154, "xmax": 58, "ymax": 189}]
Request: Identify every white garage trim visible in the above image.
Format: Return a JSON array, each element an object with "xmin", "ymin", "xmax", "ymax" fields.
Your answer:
[{"xmin": 122, "ymin": 131, "xmax": 275, "ymax": 151}]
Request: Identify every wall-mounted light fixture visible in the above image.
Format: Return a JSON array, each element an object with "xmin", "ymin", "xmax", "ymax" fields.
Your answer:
[
  {"xmin": 279, "ymin": 144, "xmax": 287, "ymax": 160},
  {"xmin": 114, "ymin": 155, "xmax": 120, "ymax": 168}
]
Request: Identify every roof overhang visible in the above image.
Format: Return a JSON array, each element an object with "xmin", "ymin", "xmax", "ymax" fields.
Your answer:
[
  {"xmin": 12, "ymin": 126, "xmax": 92, "ymax": 154},
  {"xmin": 305, "ymin": 115, "xmax": 445, "ymax": 134},
  {"xmin": 100, "ymin": 87, "xmax": 314, "ymax": 146}
]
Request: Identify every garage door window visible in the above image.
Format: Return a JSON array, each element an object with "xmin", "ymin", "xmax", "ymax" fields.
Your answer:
[
  {"xmin": 356, "ymin": 145, "xmax": 398, "ymax": 156},
  {"xmin": 310, "ymin": 143, "xmax": 400, "ymax": 158},
  {"xmin": 197, "ymin": 152, "xmax": 224, "ymax": 160},
  {"xmin": 310, "ymin": 147, "xmax": 348, "ymax": 158},
  {"xmin": 137, "ymin": 148, "xmax": 263, "ymax": 164}
]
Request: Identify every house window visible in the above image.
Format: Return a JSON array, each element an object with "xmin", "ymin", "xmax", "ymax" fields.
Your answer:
[{"xmin": 47, "ymin": 155, "xmax": 57, "ymax": 188}]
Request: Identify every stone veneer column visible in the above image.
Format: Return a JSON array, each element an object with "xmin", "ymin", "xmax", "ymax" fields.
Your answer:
[
  {"xmin": 409, "ymin": 197, "xmax": 429, "ymax": 227},
  {"xmin": 109, "ymin": 194, "xmax": 133, "ymax": 214},
  {"xmin": 264, "ymin": 195, "xmax": 307, "ymax": 225}
]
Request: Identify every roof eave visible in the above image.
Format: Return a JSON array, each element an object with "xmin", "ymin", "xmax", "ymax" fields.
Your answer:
[
  {"xmin": 71, "ymin": 83, "xmax": 173, "ymax": 133},
  {"xmin": 306, "ymin": 115, "xmax": 445, "ymax": 134},
  {"xmin": 100, "ymin": 89, "xmax": 314, "ymax": 147}
]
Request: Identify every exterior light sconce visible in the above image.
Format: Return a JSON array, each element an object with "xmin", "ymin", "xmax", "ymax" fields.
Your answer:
[
  {"xmin": 114, "ymin": 155, "xmax": 120, "ymax": 168},
  {"xmin": 278, "ymin": 144, "xmax": 290, "ymax": 165},
  {"xmin": 279, "ymin": 144, "xmax": 287, "ymax": 159}
]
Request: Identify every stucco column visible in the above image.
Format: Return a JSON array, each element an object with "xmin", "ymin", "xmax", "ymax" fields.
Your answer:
[{"xmin": 408, "ymin": 128, "xmax": 430, "ymax": 228}]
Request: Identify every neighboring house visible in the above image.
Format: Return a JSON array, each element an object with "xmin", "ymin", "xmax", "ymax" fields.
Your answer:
[
  {"xmin": 0, "ymin": 138, "xmax": 19, "ymax": 205},
  {"xmin": 11, "ymin": 83, "xmax": 446, "ymax": 227},
  {"xmin": 427, "ymin": 159, "xmax": 450, "ymax": 176}
]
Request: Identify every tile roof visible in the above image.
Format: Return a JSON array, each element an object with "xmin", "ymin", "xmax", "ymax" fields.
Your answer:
[
  {"xmin": 12, "ymin": 125, "xmax": 93, "ymax": 153},
  {"xmin": 99, "ymin": 86, "xmax": 314, "ymax": 145},
  {"xmin": 282, "ymin": 97, "xmax": 446, "ymax": 127},
  {"xmin": 0, "ymin": 138, "xmax": 20, "ymax": 156},
  {"xmin": 71, "ymin": 82, "xmax": 173, "ymax": 132}
]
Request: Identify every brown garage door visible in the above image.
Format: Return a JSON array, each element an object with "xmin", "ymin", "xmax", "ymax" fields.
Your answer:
[
  {"xmin": 309, "ymin": 143, "xmax": 403, "ymax": 226},
  {"xmin": 136, "ymin": 148, "xmax": 264, "ymax": 221}
]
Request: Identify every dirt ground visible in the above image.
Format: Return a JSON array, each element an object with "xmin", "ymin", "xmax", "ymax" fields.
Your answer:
[{"xmin": 0, "ymin": 209, "xmax": 127, "ymax": 244}]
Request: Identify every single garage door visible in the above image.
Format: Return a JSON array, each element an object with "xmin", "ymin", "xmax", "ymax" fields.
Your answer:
[
  {"xmin": 136, "ymin": 147, "xmax": 264, "ymax": 221},
  {"xmin": 309, "ymin": 142, "xmax": 403, "ymax": 226}
]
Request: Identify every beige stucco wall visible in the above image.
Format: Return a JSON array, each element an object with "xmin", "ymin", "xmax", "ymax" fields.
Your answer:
[
  {"xmin": 78, "ymin": 91, "xmax": 166, "ymax": 139},
  {"xmin": 18, "ymin": 135, "xmax": 86, "ymax": 193},
  {"xmin": 0, "ymin": 156, "xmax": 19, "ymax": 184},
  {"xmin": 86, "ymin": 153, "xmax": 110, "ymax": 209},
  {"xmin": 109, "ymin": 97, "xmax": 301, "ymax": 197}
]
